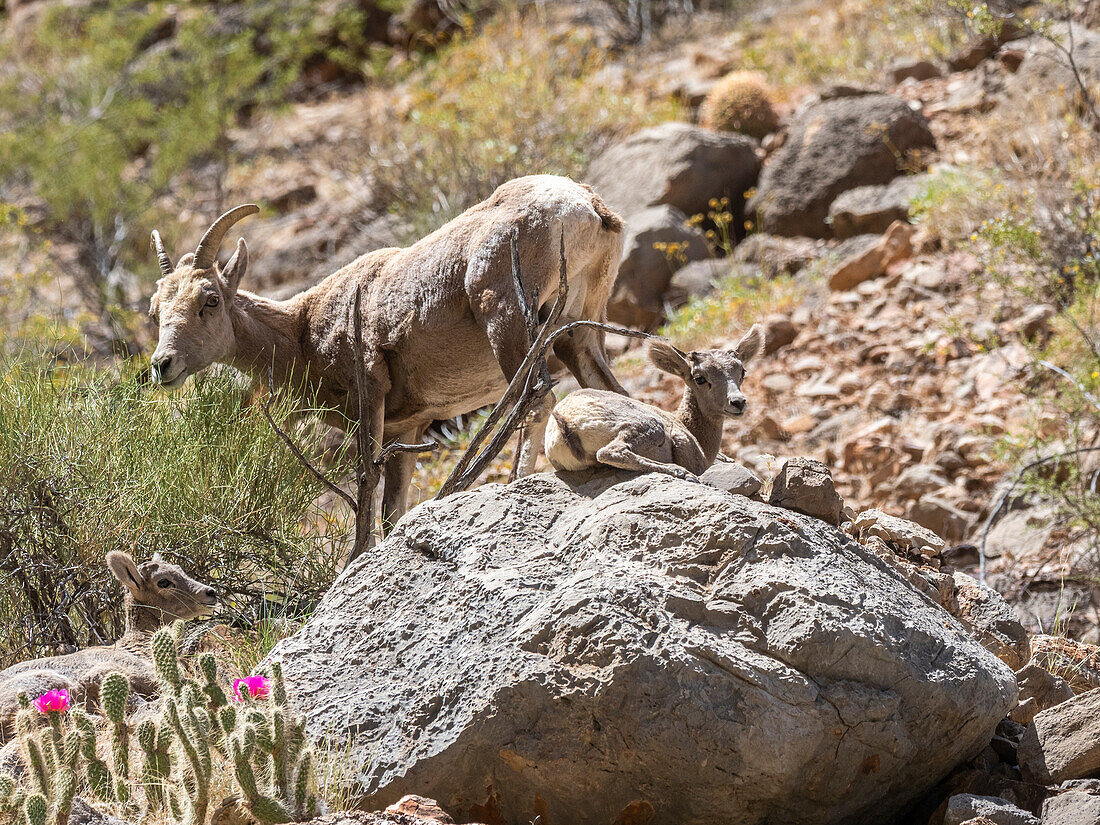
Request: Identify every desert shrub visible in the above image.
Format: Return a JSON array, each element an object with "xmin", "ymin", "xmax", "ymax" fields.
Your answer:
[
  {"xmin": 910, "ymin": 167, "xmax": 1013, "ymax": 248},
  {"xmin": 734, "ymin": 0, "xmax": 961, "ymax": 89},
  {"xmin": 700, "ymin": 71, "xmax": 779, "ymax": 139},
  {"xmin": 0, "ymin": 0, "xmax": 375, "ymax": 347},
  {"xmin": 0, "ymin": 366, "xmax": 350, "ymax": 667},
  {"xmin": 370, "ymin": 11, "xmax": 681, "ymax": 236},
  {"xmin": 969, "ymin": 147, "xmax": 1100, "ymax": 569}
]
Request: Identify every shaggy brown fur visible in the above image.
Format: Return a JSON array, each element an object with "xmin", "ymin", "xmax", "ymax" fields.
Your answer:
[{"xmin": 149, "ymin": 175, "xmax": 627, "ymax": 529}]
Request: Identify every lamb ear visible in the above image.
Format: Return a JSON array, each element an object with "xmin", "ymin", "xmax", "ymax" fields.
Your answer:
[
  {"xmin": 222, "ymin": 238, "xmax": 249, "ymax": 296},
  {"xmin": 106, "ymin": 551, "xmax": 144, "ymax": 595},
  {"xmin": 648, "ymin": 340, "xmax": 692, "ymax": 379},
  {"xmin": 733, "ymin": 324, "xmax": 764, "ymax": 365}
]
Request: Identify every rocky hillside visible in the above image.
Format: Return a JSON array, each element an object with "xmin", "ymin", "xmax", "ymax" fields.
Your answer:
[{"xmin": 2, "ymin": 0, "xmax": 1098, "ymax": 637}]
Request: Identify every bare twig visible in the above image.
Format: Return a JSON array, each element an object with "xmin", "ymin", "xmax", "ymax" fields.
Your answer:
[
  {"xmin": 261, "ymin": 363, "xmax": 356, "ymax": 512},
  {"xmin": 348, "ymin": 285, "xmax": 379, "ymax": 565},
  {"xmin": 377, "ymin": 441, "xmax": 438, "ymax": 465},
  {"xmin": 1040, "ymin": 359, "xmax": 1100, "ymax": 413},
  {"xmin": 260, "ymin": 291, "xmax": 435, "ymax": 567},
  {"xmin": 978, "ymin": 446, "xmax": 1100, "ymax": 584}
]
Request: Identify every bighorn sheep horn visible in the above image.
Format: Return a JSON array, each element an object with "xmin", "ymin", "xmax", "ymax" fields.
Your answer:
[
  {"xmin": 150, "ymin": 230, "xmax": 174, "ymax": 277},
  {"xmin": 193, "ymin": 204, "xmax": 259, "ymax": 270}
]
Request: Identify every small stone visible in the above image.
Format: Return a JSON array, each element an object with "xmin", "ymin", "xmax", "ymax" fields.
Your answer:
[
  {"xmin": 385, "ymin": 795, "xmax": 456, "ymax": 824},
  {"xmin": 894, "ymin": 464, "xmax": 951, "ymax": 500},
  {"xmin": 762, "ymin": 314, "xmax": 801, "ymax": 355},
  {"xmin": 944, "ymin": 794, "xmax": 1039, "ymax": 825},
  {"xmin": 951, "ymin": 572, "xmax": 1031, "ymax": 670},
  {"xmin": 750, "ymin": 415, "xmax": 788, "ymax": 442},
  {"xmin": 781, "ymin": 414, "xmax": 816, "ymax": 435},
  {"xmin": 760, "ymin": 374, "xmax": 794, "ymax": 394},
  {"xmin": 1041, "ymin": 791, "xmax": 1100, "ymax": 825},
  {"xmin": 1010, "ymin": 665, "xmax": 1075, "ymax": 726},
  {"xmin": 768, "ymin": 457, "xmax": 844, "ymax": 526},
  {"xmin": 887, "ymin": 58, "xmax": 943, "ymax": 84},
  {"xmin": 701, "ymin": 463, "xmax": 763, "ymax": 498},
  {"xmin": 907, "ymin": 495, "xmax": 971, "ymax": 544},
  {"xmin": 853, "ymin": 508, "xmax": 946, "ymax": 556},
  {"xmin": 936, "ymin": 451, "xmax": 968, "ymax": 475},
  {"xmin": 827, "ymin": 221, "xmax": 915, "ymax": 291},
  {"xmin": 1018, "ymin": 688, "xmax": 1100, "ymax": 784},
  {"xmin": 1011, "ymin": 304, "xmax": 1055, "ymax": 340}
]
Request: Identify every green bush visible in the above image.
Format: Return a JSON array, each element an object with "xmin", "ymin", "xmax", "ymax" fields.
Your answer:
[{"xmin": 0, "ymin": 367, "xmax": 350, "ymax": 666}]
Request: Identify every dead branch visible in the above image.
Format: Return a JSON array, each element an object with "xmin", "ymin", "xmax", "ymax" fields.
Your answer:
[
  {"xmin": 437, "ymin": 225, "xmax": 571, "ymax": 497},
  {"xmin": 1040, "ymin": 359, "xmax": 1100, "ymax": 413},
  {"xmin": 348, "ymin": 285, "xmax": 376, "ymax": 564},
  {"xmin": 978, "ymin": 446, "xmax": 1100, "ymax": 584},
  {"xmin": 260, "ymin": 291, "xmax": 435, "ymax": 567},
  {"xmin": 377, "ymin": 441, "xmax": 438, "ymax": 465},
  {"xmin": 437, "ymin": 224, "xmax": 666, "ymax": 498}
]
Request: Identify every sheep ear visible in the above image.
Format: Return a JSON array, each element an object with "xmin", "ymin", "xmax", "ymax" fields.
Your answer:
[
  {"xmin": 222, "ymin": 238, "xmax": 249, "ymax": 296},
  {"xmin": 734, "ymin": 324, "xmax": 764, "ymax": 365},
  {"xmin": 648, "ymin": 340, "xmax": 691, "ymax": 379},
  {"xmin": 106, "ymin": 551, "xmax": 144, "ymax": 595}
]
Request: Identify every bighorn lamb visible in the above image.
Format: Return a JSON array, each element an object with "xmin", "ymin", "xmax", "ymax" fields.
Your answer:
[
  {"xmin": 545, "ymin": 327, "xmax": 763, "ymax": 479},
  {"xmin": 149, "ymin": 175, "xmax": 626, "ymax": 529},
  {"xmin": 0, "ymin": 552, "xmax": 216, "ymax": 742}
]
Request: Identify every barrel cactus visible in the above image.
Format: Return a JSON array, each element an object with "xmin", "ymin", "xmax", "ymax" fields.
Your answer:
[{"xmin": 701, "ymin": 71, "xmax": 780, "ymax": 140}]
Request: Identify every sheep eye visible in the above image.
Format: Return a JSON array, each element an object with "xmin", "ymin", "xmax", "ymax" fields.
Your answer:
[
  {"xmin": 693, "ymin": 375, "xmax": 707, "ymax": 385},
  {"xmin": 157, "ymin": 579, "xmax": 172, "ymax": 589},
  {"xmin": 205, "ymin": 295, "xmax": 220, "ymax": 308}
]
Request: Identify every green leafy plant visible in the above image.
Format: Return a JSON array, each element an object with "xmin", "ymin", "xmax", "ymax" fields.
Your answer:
[{"xmin": 0, "ymin": 367, "xmax": 350, "ymax": 666}]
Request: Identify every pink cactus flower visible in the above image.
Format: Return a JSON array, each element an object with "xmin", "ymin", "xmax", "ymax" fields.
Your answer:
[
  {"xmin": 33, "ymin": 689, "xmax": 70, "ymax": 714},
  {"xmin": 233, "ymin": 675, "xmax": 271, "ymax": 701}
]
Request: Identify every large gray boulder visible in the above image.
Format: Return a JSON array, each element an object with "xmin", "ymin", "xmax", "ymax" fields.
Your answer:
[
  {"xmin": 268, "ymin": 471, "xmax": 1017, "ymax": 825},
  {"xmin": 586, "ymin": 122, "xmax": 760, "ymax": 221},
  {"xmin": 747, "ymin": 94, "xmax": 935, "ymax": 238}
]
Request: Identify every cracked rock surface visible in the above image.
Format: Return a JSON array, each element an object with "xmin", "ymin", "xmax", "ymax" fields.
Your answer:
[{"xmin": 268, "ymin": 471, "xmax": 1017, "ymax": 825}]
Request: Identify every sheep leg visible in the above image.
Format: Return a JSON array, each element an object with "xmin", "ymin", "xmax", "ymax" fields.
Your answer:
[
  {"xmin": 511, "ymin": 392, "xmax": 555, "ymax": 479},
  {"xmin": 595, "ymin": 431, "xmax": 698, "ymax": 481},
  {"xmin": 476, "ymin": 297, "xmax": 553, "ymax": 479},
  {"xmin": 380, "ymin": 429, "xmax": 424, "ymax": 534}
]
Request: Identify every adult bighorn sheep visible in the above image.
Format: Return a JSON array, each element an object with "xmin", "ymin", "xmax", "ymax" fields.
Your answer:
[
  {"xmin": 148, "ymin": 175, "xmax": 626, "ymax": 529},
  {"xmin": 0, "ymin": 552, "xmax": 216, "ymax": 742},
  {"xmin": 545, "ymin": 328, "xmax": 763, "ymax": 480}
]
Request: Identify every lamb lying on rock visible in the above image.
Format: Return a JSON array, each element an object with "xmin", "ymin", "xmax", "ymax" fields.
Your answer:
[
  {"xmin": 544, "ymin": 325, "xmax": 762, "ymax": 480},
  {"xmin": 0, "ymin": 551, "xmax": 216, "ymax": 742}
]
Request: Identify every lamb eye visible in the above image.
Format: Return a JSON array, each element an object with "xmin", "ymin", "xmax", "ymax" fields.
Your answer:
[
  {"xmin": 157, "ymin": 579, "xmax": 172, "ymax": 589},
  {"xmin": 205, "ymin": 295, "xmax": 219, "ymax": 308},
  {"xmin": 694, "ymin": 375, "xmax": 707, "ymax": 385}
]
